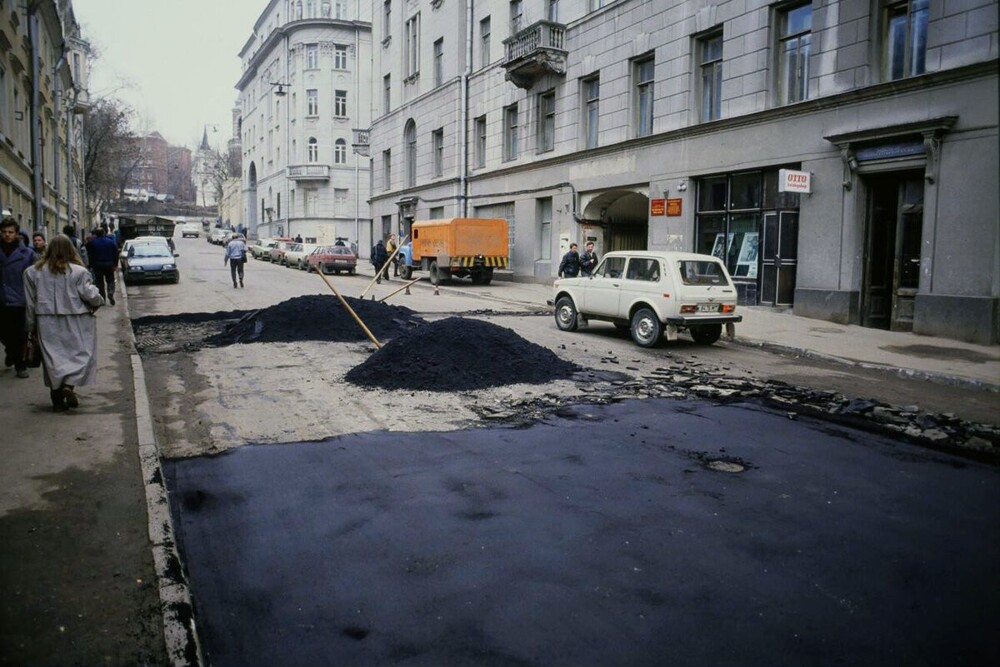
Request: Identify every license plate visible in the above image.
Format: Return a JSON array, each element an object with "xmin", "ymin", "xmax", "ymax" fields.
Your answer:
[
  {"xmin": 697, "ymin": 303, "xmax": 720, "ymax": 313},
  {"xmin": 146, "ymin": 271, "xmax": 161, "ymax": 277}
]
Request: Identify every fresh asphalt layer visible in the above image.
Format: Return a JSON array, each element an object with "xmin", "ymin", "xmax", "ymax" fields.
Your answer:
[{"xmin": 164, "ymin": 398, "xmax": 1000, "ymax": 667}]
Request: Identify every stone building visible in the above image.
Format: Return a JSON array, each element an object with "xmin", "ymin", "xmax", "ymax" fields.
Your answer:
[
  {"xmin": 0, "ymin": 0, "xmax": 90, "ymax": 237},
  {"xmin": 368, "ymin": 0, "xmax": 998, "ymax": 344},
  {"xmin": 192, "ymin": 127, "xmax": 222, "ymax": 207},
  {"xmin": 235, "ymin": 0, "xmax": 372, "ymax": 244},
  {"xmin": 124, "ymin": 131, "xmax": 194, "ymax": 201}
]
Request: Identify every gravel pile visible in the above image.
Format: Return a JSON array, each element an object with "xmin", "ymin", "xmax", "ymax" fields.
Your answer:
[
  {"xmin": 206, "ymin": 295, "xmax": 423, "ymax": 346},
  {"xmin": 345, "ymin": 317, "xmax": 580, "ymax": 392}
]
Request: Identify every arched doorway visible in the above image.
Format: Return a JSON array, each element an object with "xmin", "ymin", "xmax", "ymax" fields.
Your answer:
[
  {"xmin": 247, "ymin": 162, "xmax": 258, "ymax": 236},
  {"xmin": 582, "ymin": 190, "xmax": 650, "ymax": 252}
]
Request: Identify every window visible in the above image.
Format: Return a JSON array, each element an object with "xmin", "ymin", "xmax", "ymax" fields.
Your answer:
[
  {"xmin": 778, "ymin": 3, "xmax": 812, "ymax": 105},
  {"xmin": 433, "ymin": 38, "xmax": 444, "ymax": 87},
  {"xmin": 334, "ymin": 138, "xmax": 347, "ymax": 164},
  {"xmin": 334, "ymin": 0, "xmax": 347, "ymax": 19},
  {"xmin": 634, "ymin": 56, "xmax": 655, "ymax": 137},
  {"xmin": 405, "ymin": 14, "xmax": 420, "ymax": 78},
  {"xmin": 307, "ymin": 137, "xmax": 318, "ymax": 162},
  {"xmin": 885, "ymin": 0, "xmax": 928, "ymax": 80},
  {"xmin": 588, "ymin": 0, "xmax": 607, "ymax": 10},
  {"xmin": 537, "ymin": 90, "xmax": 555, "ymax": 153},
  {"xmin": 334, "ymin": 44, "xmax": 348, "ymax": 69},
  {"xmin": 504, "ymin": 104, "xmax": 519, "ymax": 161},
  {"xmin": 0, "ymin": 67, "xmax": 7, "ymax": 137},
  {"xmin": 306, "ymin": 88, "xmax": 318, "ymax": 116},
  {"xmin": 480, "ymin": 17, "xmax": 491, "ymax": 68},
  {"xmin": 699, "ymin": 32, "xmax": 723, "ymax": 122},
  {"xmin": 582, "ymin": 76, "xmax": 600, "ymax": 149},
  {"xmin": 384, "ymin": 1, "xmax": 391, "ymax": 37},
  {"xmin": 404, "ymin": 120, "xmax": 416, "ymax": 187},
  {"xmin": 305, "ymin": 43, "xmax": 319, "ymax": 68},
  {"xmin": 306, "ymin": 0, "xmax": 316, "ymax": 18},
  {"xmin": 475, "ymin": 115, "xmax": 487, "ymax": 168},
  {"xmin": 432, "ymin": 128, "xmax": 444, "ymax": 176},
  {"xmin": 383, "ymin": 149, "xmax": 392, "ymax": 189},
  {"xmin": 335, "ymin": 89, "xmax": 347, "ymax": 117},
  {"xmin": 334, "ymin": 188, "xmax": 348, "ymax": 215},
  {"xmin": 546, "ymin": 0, "xmax": 559, "ymax": 22},
  {"xmin": 626, "ymin": 258, "xmax": 661, "ymax": 282},
  {"xmin": 430, "ymin": 207, "xmax": 445, "ymax": 219},
  {"xmin": 383, "ymin": 74, "xmax": 391, "ymax": 112},
  {"xmin": 510, "ymin": 0, "xmax": 523, "ymax": 32},
  {"xmin": 538, "ymin": 198, "xmax": 552, "ymax": 260}
]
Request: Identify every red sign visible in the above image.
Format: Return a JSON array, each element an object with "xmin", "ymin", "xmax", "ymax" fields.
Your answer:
[
  {"xmin": 650, "ymin": 199, "xmax": 666, "ymax": 216},
  {"xmin": 666, "ymin": 198, "xmax": 682, "ymax": 216}
]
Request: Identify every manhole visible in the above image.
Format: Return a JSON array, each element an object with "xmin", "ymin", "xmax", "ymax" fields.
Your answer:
[{"xmin": 706, "ymin": 460, "xmax": 745, "ymax": 473}]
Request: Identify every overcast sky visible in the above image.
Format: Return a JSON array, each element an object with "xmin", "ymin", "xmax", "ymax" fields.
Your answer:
[{"xmin": 73, "ymin": 0, "xmax": 260, "ymax": 150}]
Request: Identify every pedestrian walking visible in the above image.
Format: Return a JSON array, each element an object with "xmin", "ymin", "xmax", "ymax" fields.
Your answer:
[
  {"xmin": 31, "ymin": 232, "xmax": 47, "ymax": 256},
  {"xmin": 558, "ymin": 243, "xmax": 581, "ymax": 278},
  {"xmin": 84, "ymin": 227, "xmax": 119, "ymax": 305},
  {"xmin": 225, "ymin": 234, "xmax": 248, "ymax": 288},
  {"xmin": 371, "ymin": 239, "xmax": 389, "ymax": 283},
  {"xmin": 23, "ymin": 235, "xmax": 104, "ymax": 411},
  {"xmin": 63, "ymin": 224, "xmax": 89, "ymax": 267},
  {"xmin": 386, "ymin": 234, "xmax": 399, "ymax": 277},
  {"xmin": 1, "ymin": 217, "xmax": 38, "ymax": 378},
  {"xmin": 580, "ymin": 241, "xmax": 599, "ymax": 276}
]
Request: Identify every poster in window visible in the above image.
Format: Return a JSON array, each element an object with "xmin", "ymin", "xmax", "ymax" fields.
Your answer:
[{"xmin": 735, "ymin": 232, "xmax": 759, "ymax": 278}]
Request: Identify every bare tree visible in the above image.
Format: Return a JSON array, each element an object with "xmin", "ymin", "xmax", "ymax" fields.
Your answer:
[
  {"xmin": 81, "ymin": 97, "xmax": 140, "ymax": 216},
  {"xmin": 203, "ymin": 146, "xmax": 241, "ymax": 204}
]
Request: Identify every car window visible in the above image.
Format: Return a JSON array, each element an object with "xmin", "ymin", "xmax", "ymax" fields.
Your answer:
[
  {"xmin": 678, "ymin": 260, "xmax": 728, "ymax": 286},
  {"xmin": 132, "ymin": 246, "xmax": 171, "ymax": 258},
  {"xmin": 595, "ymin": 256, "xmax": 626, "ymax": 279},
  {"xmin": 625, "ymin": 257, "xmax": 661, "ymax": 282}
]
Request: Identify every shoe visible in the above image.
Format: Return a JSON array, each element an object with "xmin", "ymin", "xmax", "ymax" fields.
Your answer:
[
  {"xmin": 62, "ymin": 385, "xmax": 79, "ymax": 408},
  {"xmin": 240, "ymin": 281, "xmax": 244, "ymax": 288},
  {"xmin": 109, "ymin": 295, "xmax": 116, "ymax": 305},
  {"xmin": 50, "ymin": 390, "xmax": 66, "ymax": 411},
  {"xmin": 233, "ymin": 283, "xmax": 238, "ymax": 288},
  {"xmin": 16, "ymin": 369, "xmax": 29, "ymax": 379}
]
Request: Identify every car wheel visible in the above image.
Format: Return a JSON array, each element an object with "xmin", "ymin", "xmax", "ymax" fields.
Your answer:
[
  {"xmin": 554, "ymin": 296, "xmax": 579, "ymax": 332},
  {"xmin": 348, "ymin": 268, "xmax": 356, "ymax": 276},
  {"xmin": 399, "ymin": 264, "xmax": 412, "ymax": 280},
  {"xmin": 429, "ymin": 261, "xmax": 447, "ymax": 285},
  {"xmin": 690, "ymin": 323, "xmax": 723, "ymax": 345},
  {"xmin": 630, "ymin": 307, "xmax": 662, "ymax": 348}
]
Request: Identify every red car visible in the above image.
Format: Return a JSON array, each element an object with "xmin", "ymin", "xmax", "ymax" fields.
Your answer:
[
  {"xmin": 307, "ymin": 245, "xmax": 357, "ymax": 275},
  {"xmin": 267, "ymin": 240, "xmax": 295, "ymax": 263}
]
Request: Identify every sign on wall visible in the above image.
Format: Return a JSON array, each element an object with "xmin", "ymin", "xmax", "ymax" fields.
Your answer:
[
  {"xmin": 650, "ymin": 199, "xmax": 666, "ymax": 216},
  {"xmin": 778, "ymin": 168, "xmax": 811, "ymax": 194},
  {"xmin": 666, "ymin": 199, "xmax": 682, "ymax": 216}
]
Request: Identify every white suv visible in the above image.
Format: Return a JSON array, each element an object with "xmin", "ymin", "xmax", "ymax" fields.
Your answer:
[{"xmin": 553, "ymin": 251, "xmax": 742, "ymax": 347}]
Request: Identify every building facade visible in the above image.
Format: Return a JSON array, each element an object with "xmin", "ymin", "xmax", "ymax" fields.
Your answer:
[
  {"xmin": 368, "ymin": 0, "xmax": 998, "ymax": 344},
  {"xmin": 236, "ymin": 0, "xmax": 372, "ymax": 245},
  {"xmin": 0, "ymin": 0, "xmax": 90, "ymax": 237},
  {"xmin": 124, "ymin": 131, "xmax": 194, "ymax": 202}
]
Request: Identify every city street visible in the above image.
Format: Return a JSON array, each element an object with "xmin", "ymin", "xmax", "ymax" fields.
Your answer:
[{"xmin": 130, "ymin": 234, "xmax": 1000, "ymax": 666}]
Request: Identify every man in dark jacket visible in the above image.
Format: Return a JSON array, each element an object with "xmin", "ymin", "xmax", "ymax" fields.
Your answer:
[
  {"xmin": 371, "ymin": 240, "xmax": 389, "ymax": 283},
  {"xmin": 85, "ymin": 227, "xmax": 119, "ymax": 305},
  {"xmin": 0, "ymin": 218, "xmax": 38, "ymax": 378},
  {"xmin": 558, "ymin": 243, "xmax": 581, "ymax": 278},
  {"xmin": 580, "ymin": 241, "xmax": 599, "ymax": 276}
]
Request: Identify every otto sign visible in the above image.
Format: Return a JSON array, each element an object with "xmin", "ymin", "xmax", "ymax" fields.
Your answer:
[{"xmin": 778, "ymin": 168, "xmax": 811, "ymax": 194}]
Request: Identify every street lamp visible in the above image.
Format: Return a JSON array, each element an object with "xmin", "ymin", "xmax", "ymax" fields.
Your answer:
[{"xmin": 270, "ymin": 82, "xmax": 290, "ymax": 97}]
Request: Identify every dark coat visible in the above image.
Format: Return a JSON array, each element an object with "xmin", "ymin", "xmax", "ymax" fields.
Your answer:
[
  {"xmin": 371, "ymin": 241, "xmax": 389, "ymax": 267},
  {"xmin": 580, "ymin": 250, "xmax": 598, "ymax": 276},
  {"xmin": 558, "ymin": 250, "xmax": 581, "ymax": 278},
  {"xmin": 0, "ymin": 241, "xmax": 37, "ymax": 307}
]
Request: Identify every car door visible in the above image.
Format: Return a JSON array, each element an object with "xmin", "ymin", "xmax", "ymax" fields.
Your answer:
[
  {"xmin": 581, "ymin": 256, "xmax": 626, "ymax": 318},
  {"xmin": 620, "ymin": 256, "xmax": 664, "ymax": 319}
]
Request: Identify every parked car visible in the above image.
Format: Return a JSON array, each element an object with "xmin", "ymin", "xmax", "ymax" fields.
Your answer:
[
  {"xmin": 249, "ymin": 238, "xmax": 278, "ymax": 259},
  {"xmin": 307, "ymin": 245, "xmax": 358, "ymax": 275},
  {"xmin": 121, "ymin": 242, "xmax": 180, "ymax": 285},
  {"xmin": 120, "ymin": 237, "xmax": 174, "ymax": 271},
  {"xmin": 180, "ymin": 222, "xmax": 202, "ymax": 238},
  {"xmin": 283, "ymin": 243, "xmax": 319, "ymax": 269},
  {"xmin": 268, "ymin": 240, "xmax": 295, "ymax": 264},
  {"xmin": 209, "ymin": 228, "xmax": 232, "ymax": 245},
  {"xmin": 552, "ymin": 251, "xmax": 742, "ymax": 347}
]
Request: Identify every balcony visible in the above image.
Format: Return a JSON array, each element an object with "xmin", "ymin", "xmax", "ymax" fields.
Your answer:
[
  {"xmin": 287, "ymin": 164, "xmax": 330, "ymax": 181},
  {"xmin": 502, "ymin": 20, "xmax": 567, "ymax": 90}
]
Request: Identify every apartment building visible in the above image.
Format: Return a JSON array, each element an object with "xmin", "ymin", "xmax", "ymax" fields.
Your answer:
[
  {"xmin": 368, "ymin": 0, "xmax": 998, "ymax": 344},
  {"xmin": 236, "ymin": 0, "xmax": 372, "ymax": 244},
  {"xmin": 0, "ymin": 0, "xmax": 90, "ymax": 237}
]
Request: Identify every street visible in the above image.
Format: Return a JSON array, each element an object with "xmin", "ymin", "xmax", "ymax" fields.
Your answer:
[{"xmin": 134, "ymin": 235, "xmax": 1000, "ymax": 666}]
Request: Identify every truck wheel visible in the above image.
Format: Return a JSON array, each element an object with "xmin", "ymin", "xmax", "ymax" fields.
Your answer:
[
  {"xmin": 429, "ymin": 261, "xmax": 446, "ymax": 285},
  {"xmin": 399, "ymin": 264, "xmax": 412, "ymax": 280},
  {"xmin": 630, "ymin": 307, "xmax": 662, "ymax": 348},
  {"xmin": 554, "ymin": 296, "xmax": 579, "ymax": 332},
  {"xmin": 690, "ymin": 323, "xmax": 723, "ymax": 345},
  {"xmin": 481, "ymin": 268, "xmax": 493, "ymax": 286}
]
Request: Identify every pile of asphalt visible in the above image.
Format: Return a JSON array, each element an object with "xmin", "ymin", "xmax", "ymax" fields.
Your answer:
[
  {"xmin": 345, "ymin": 317, "xmax": 580, "ymax": 392},
  {"xmin": 206, "ymin": 295, "xmax": 424, "ymax": 346}
]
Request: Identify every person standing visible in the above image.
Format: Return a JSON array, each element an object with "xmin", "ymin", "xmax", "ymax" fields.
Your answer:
[
  {"xmin": 225, "ymin": 234, "xmax": 248, "ymax": 288},
  {"xmin": 558, "ymin": 243, "xmax": 581, "ymax": 278},
  {"xmin": 580, "ymin": 241, "xmax": 599, "ymax": 276},
  {"xmin": 371, "ymin": 239, "xmax": 389, "ymax": 283},
  {"xmin": 32, "ymin": 232, "xmax": 47, "ymax": 256},
  {"xmin": 84, "ymin": 227, "xmax": 119, "ymax": 305},
  {"xmin": 386, "ymin": 234, "xmax": 399, "ymax": 277},
  {"xmin": 23, "ymin": 235, "xmax": 104, "ymax": 410},
  {"xmin": 63, "ymin": 224, "xmax": 89, "ymax": 267},
  {"xmin": 1, "ymin": 217, "xmax": 38, "ymax": 378}
]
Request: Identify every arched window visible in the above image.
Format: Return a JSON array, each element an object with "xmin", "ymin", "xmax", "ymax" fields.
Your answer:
[
  {"xmin": 334, "ymin": 138, "xmax": 347, "ymax": 164},
  {"xmin": 404, "ymin": 119, "xmax": 416, "ymax": 187},
  {"xmin": 308, "ymin": 137, "xmax": 318, "ymax": 162}
]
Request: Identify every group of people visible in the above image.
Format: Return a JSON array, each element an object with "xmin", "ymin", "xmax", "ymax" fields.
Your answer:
[
  {"xmin": 1, "ymin": 215, "xmax": 104, "ymax": 411},
  {"xmin": 558, "ymin": 240, "xmax": 599, "ymax": 278},
  {"xmin": 371, "ymin": 233, "xmax": 400, "ymax": 284}
]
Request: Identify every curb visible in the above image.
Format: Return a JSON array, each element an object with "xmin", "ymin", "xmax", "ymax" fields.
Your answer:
[{"xmin": 122, "ymin": 288, "xmax": 205, "ymax": 667}]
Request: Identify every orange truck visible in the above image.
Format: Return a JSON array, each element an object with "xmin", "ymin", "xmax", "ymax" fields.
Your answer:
[{"xmin": 398, "ymin": 218, "xmax": 508, "ymax": 285}]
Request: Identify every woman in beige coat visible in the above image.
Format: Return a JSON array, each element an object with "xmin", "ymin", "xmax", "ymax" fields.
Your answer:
[{"xmin": 23, "ymin": 234, "xmax": 104, "ymax": 411}]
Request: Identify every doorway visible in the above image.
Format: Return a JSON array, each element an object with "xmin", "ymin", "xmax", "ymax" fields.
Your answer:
[
  {"xmin": 760, "ymin": 211, "xmax": 798, "ymax": 306},
  {"xmin": 862, "ymin": 172, "xmax": 924, "ymax": 331}
]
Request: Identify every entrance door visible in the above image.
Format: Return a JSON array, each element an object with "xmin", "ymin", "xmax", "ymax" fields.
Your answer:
[
  {"xmin": 760, "ymin": 212, "xmax": 798, "ymax": 306},
  {"xmin": 862, "ymin": 173, "xmax": 923, "ymax": 331}
]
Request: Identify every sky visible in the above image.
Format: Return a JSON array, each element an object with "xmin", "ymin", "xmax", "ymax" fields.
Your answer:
[{"xmin": 72, "ymin": 0, "xmax": 262, "ymax": 151}]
